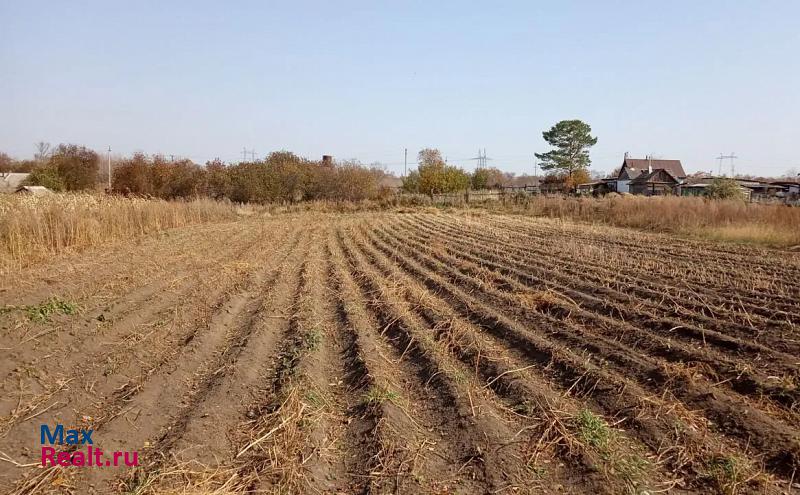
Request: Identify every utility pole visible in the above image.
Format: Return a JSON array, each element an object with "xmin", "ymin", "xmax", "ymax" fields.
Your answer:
[
  {"xmin": 533, "ymin": 155, "xmax": 538, "ymax": 178},
  {"xmin": 107, "ymin": 146, "xmax": 112, "ymax": 192},
  {"xmin": 404, "ymin": 148, "xmax": 407, "ymax": 177},
  {"xmin": 242, "ymin": 147, "xmax": 248, "ymax": 162}
]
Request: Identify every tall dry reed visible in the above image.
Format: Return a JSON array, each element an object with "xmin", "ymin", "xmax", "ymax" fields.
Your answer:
[
  {"xmin": 0, "ymin": 193, "xmax": 239, "ymax": 272},
  {"xmin": 489, "ymin": 195, "xmax": 800, "ymax": 247}
]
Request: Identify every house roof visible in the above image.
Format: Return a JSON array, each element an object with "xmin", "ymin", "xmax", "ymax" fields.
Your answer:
[
  {"xmin": 15, "ymin": 185, "xmax": 52, "ymax": 195},
  {"xmin": 0, "ymin": 173, "xmax": 31, "ymax": 193},
  {"xmin": 620, "ymin": 158, "xmax": 686, "ymax": 179},
  {"xmin": 628, "ymin": 168, "xmax": 678, "ymax": 185}
]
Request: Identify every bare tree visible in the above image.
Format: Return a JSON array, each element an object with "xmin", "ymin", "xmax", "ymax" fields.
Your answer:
[
  {"xmin": 0, "ymin": 152, "xmax": 13, "ymax": 173},
  {"xmin": 34, "ymin": 142, "xmax": 51, "ymax": 163}
]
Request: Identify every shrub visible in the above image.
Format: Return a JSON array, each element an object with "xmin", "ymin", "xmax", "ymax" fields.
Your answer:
[
  {"xmin": 25, "ymin": 165, "xmax": 65, "ymax": 191},
  {"xmin": 471, "ymin": 167, "xmax": 505, "ymax": 189},
  {"xmin": 404, "ymin": 148, "xmax": 470, "ymax": 195},
  {"xmin": 204, "ymin": 159, "xmax": 232, "ymax": 199},
  {"xmin": 112, "ymin": 153, "xmax": 156, "ymax": 196},
  {"xmin": 705, "ymin": 178, "xmax": 745, "ymax": 200},
  {"xmin": 23, "ymin": 144, "xmax": 99, "ymax": 191}
]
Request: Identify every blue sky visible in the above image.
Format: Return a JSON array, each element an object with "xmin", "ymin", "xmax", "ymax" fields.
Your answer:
[{"xmin": 2, "ymin": 1, "xmax": 799, "ymax": 176}]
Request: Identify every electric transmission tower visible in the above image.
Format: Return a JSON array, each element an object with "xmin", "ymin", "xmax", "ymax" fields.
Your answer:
[
  {"xmin": 716, "ymin": 153, "xmax": 738, "ymax": 176},
  {"xmin": 242, "ymin": 148, "xmax": 257, "ymax": 162},
  {"xmin": 469, "ymin": 149, "xmax": 492, "ymax": 169}
]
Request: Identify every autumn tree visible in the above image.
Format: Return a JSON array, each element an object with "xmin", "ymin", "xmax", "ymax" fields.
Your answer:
[
  {"xmin": 50, "ymin": 144, "xmax": 99, "ymax": 190},
  {"xmin": 323, "ymin": 161, "xmax": 383, "ymax": 201},
  {"xmin": 405, "ymin": 148, "xmax": 470, "ymax": 195},
  {"xmin": 535, "ymin": 120, "xmax": 597, "ymax": 182},
  {"xmin": 471, "ymin": 167, "xmax": 505, "ymax": 189},
  {"xmin": 204, "ymin": 159, "xmax": 231, "ymax": 199},
  {"xmin": 112, "ymin": 153, "xmax": 155, "ymax": 195},
  {"xmin": 539, "ymin": 169, "xmax": 591, "ymax": 193},
  {"xmin": 25, "ymin": 144, "xmax": 99, "ymax": 191},
  {"xmin": 0, "ymin": 152, "xmax": 13, "ymax": 173},
  {"xmin": 402, "ymin": 170, "xmax": 421, "ymax": 193}
]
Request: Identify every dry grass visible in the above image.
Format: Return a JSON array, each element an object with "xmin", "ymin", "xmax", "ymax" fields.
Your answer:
[
  {"xmin": 242, "ymin": 195, "xmax": 800, "ymax": 248},
  {"xmin": 471, "ymin": 195, "xmax": 800, "ymax": 248},
  {"xmin": 0, "ymin": 193, "xmax": 240, "ymax": 273}
]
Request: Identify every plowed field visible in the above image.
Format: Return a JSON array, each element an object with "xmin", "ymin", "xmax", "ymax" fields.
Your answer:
[{"xmin": 1, "ymin": 212, "xmax": 798, "ymax": 494}]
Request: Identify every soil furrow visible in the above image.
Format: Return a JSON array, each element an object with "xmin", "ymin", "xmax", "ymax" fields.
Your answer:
[
  {"xmin": 407, "ymin": 214, "xmax": 800, "ymax": 332},
  {"xmin": 348, "ymin": 224, "xmax": 675, "ymax": 493},
  {"xmin": 367, "ymin": 221, "xmax": 800, "ymax": 480},
  {"xmin": 355, "ymin": 221, "xmax": 790, "ymax": 491},
  {"xmin": 412, "ymin": 212, "xmax": 800, "ymax": 315},
  {"xmin": 337, "ymin": 228, "xmax": 523, "ymax": 494},
  {"xmin": 379, "ymin": 220, "xmax": 800, "ymax": 414}
]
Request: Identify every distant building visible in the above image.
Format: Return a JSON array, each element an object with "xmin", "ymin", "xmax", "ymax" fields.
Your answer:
[
  {"xmin": 610, "ymin": 156, "xmax": 687, "ymax": 193},
  {"xmin": 627, "ymin": 169, "xmax": 680, "ymax": 196},
  {"xmin": 0, "ymin": 173, "xmax": 31, "ymax": 193},
  {"xmin": 679, "ymin": 182, "xmax": 752, "ymax": 201},
  {"xmin": 741, "ymin": 181, "xmax": 784, "ymax": 201},
  {"xmin": 770, "ymin": 180, "xmax": 800, "ymax": 197},
  {"xmin": 678, "ymin": 176, "xmax": 763, "ymax": 201},
  {"xmin": 576, "ymin": 179, "xmax": 613, "ymax": 196}
]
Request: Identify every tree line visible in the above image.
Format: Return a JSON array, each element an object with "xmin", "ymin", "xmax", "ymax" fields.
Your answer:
[
  {"xmin": 1, "ymin": 119, "xmax": 600, "ymax": 199},
  {"xmin": 111, "ymin": 152, "xmax": 393, "ymax": 202},
  {"xmin": 1, "ymin": 147, "xmax": 396, "ymax": 202}
]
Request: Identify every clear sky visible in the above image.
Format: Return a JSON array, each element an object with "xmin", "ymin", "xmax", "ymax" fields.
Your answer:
[{"xmin": 2, "ymin": 1, "xmax": 799, "ymax": 177}]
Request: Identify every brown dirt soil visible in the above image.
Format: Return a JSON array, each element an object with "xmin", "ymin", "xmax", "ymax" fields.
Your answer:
[{"xmin": 1, "ymin": 211, "xmax": 798, "ymax": 495}]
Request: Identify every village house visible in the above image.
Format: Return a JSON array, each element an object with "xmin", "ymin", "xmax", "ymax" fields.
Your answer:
[
  {"xmin": 0, "ymin": 172, "xmax": 31, "ymax": 193},
  {"xmin": 770, "ymin": 180, "xmax": 800, "ymax": 198},
  {"xmin": 742, "ymin": 181, "xmax": 785, "ymax": 201},
  {"xmin": 609, "ymin": 156, "xmax": 687, "ymax": 193},
  {"xmin": 627, "ymin": 168, "xmax": 680, "ymax": 196}
]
